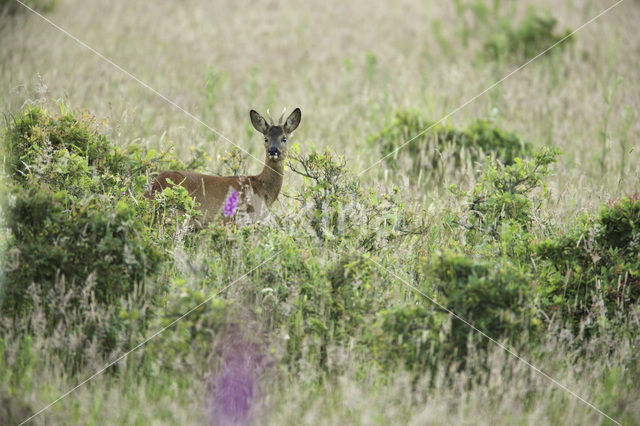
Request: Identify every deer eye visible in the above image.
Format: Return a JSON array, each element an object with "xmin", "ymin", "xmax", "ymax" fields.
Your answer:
[
  {"xmin": 282, "ymin": 137, "xmax": 287, "ymax": 143},
  {"xmin": 264, "ymin": 137, "xmax": 268, "ymax": 143}
]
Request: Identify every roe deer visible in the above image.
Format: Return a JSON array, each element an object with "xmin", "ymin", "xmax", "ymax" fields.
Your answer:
[{"xmin": 148, "ymin": 108, "xmax": 301, "ymax": 225}]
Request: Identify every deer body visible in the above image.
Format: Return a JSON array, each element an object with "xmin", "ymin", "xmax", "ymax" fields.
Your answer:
[{"xmin": 148, "ymin": 108, "xmax": 301, "ymax": 224}]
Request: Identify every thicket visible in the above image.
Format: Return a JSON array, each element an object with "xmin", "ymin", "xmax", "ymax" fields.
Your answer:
[
  {"xmin": 535, "ymin": 195, "xmax": 640, "ymax": 334},
  {"xmin": 448, "ymin": 146, "xmax": 639, "ymax": 338},
  {"xmin": 371, "ymin": 110, "xmax": 532, "ymax": 181},
  {"xmin": 452, "ymin": 1, "xmax": 573, "ymax": 63},
  {"xmin": 0, "ymin": 106, "xmax": 202, "ymax": 360},
  {"xmin": 481, "ymin": 12, "xmax": 572, "ymax": 62},
  {"xmin": 287, "ymin": 148, "xmax": 422, "ymax": 249}
]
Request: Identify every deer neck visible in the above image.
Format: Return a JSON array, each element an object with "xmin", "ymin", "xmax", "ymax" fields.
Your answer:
[{"xmin": 253, "ymin": 157, "xmax": 284, "ymax": 206}]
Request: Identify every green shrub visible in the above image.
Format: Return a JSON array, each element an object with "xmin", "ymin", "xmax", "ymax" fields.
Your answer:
[
  {"xmin": 453, "ymin": 147, "xmax": 560, "ymax": 241},
  {"xmin": 428, "ymin": 253, "xmax": 534, "ymax": 364},
  {"xmin": 0, "ymin": 336, "xmax": 34, "ymax": 423},
  {"xmin": 150, "ymin": 180, "xmax": 203, "ymax": 233},
  {"xmin": 5, "ymin": 108, "xmax": 123, "ymax": 182},
  {"xmin": 287, "ymin": 148, "xmax": 420, "ymax": 250},
  {"xmin": 283, "ymin": 253, "xmax": 382, "ymax": 371},
  {"xmin": 0, "ymin": 0, "xmax": 56, "ymax": 15},
  {"xmin": 367, "ymin": 253, "xmax": 533, "ymax": 374},
  {"xmin": 3, "ymin": 107, "xmax": 195, "ymax": 190},
  {"xmin": 145, "ymin": 284, "xmax": 229, "ymax": 375},
  {"xmin": 481, "ymin": 12, "xmax": 572, "ymax": 62},
  {"xmin": 372, "ymin": 110, "xmax": 532, "ymax": 179},
  {"xmin": 0, "ymin": 106, "xmax": 187, "ymax": 354},
  {"xmin": 367, "ymin": 305, "xmax": 440, "ymax": 373},
  {"xmin": 534, "ymin": 196, "xmax": 640, "ymax": 333},
  {"xmin": 327, "ymin": 254, "xmax": 378, "ymax": 339},
  {"xmin": 3, "ymin": 187, "xmax": 163, "ymax": 313},
  {"xmin": 599, "ymin": 195, "xmax": 640, "ymax": 250}
]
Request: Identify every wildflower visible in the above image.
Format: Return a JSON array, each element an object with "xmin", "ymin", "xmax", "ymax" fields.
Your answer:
[
  {"xmin": 224, "ymin": 189, "xmax": 239, "ymax": 217},
  {"xmin": 207, "ymin": 330, "xmax": 264, "ymax": 426}
]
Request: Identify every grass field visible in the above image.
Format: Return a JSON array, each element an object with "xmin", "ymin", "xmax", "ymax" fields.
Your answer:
[{"xmin": 1, "ymin": 0, "xmax": 639, "ymax": 424}]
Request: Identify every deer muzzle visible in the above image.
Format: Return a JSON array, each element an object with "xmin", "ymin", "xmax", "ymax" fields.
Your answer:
[{"xmin": 267, "ymin": 148, "xmax": 280, "ymax": 159}]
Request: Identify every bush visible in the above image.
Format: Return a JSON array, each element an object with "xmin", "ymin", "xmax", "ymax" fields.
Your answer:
[
  {"xmin": 145, "ymin": 284, "xmax": 229, "ymax": 375},
  {"xmin": 534, "ymin": 195, "xmax": 640, "ymax": 333},
  {"xmin": 368, "ymin": 253, "xmax": 533, "ymax": 374},
  {"xmin": 287, "ymin": 148, "xmax": 421, "ymax": 250},
  {"xmin": 0, "ymin": 0, "xmax": 56, "ymax": 15},
  {"xmin": 282, "ymin": 253, "xmax": 382, "ymax": 372},
  {"xmin": 453, "ymin": 147, "xmax": 560, "ymax": 242},
  {"xmin": 5, "ymin": 108, "xmax": 124, "ymax": 183},
  {"xmin": 481, "ymin": 11, "xmax": 572, "ymax": 62},
  {"xmin": 0, "ymin": 106, "xmax": 188, "ymax": 354},
  {"xmin": 371, "ymin": 110, "xmax": 532, "ymax": 180},
  {"xmin": 2, "ymin": 187, "xmax": 163, "ymax": 317},
  {"xmin": 326, "ymin": 254, "xmax": 378, "ymax": 340},
  {"xmin": 367, "ymin": 305, "xmax": 440, "ymax": 373},
  {"xmin": 428, "ymin": 253, "xmax": 533, "ymax": 364}
]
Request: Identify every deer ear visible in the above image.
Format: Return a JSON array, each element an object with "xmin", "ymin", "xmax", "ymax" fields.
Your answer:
[
  {"xmin": 283, "ymin": 108, "xmax": 301, "ymax": 133},
  {"xmin": 250, "ymin": 110, "xmax": 269, "ymax": 134}
]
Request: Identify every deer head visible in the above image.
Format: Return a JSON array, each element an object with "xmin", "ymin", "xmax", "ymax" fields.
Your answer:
[{"xmin": 250, "ymin": 108, "xmax": 301, "ymax": 161}]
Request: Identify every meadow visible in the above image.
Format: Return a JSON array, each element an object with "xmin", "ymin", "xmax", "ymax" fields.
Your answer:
[{"xmin": 1, "ymin": 0, "xmax": 639, "ymax": 424}]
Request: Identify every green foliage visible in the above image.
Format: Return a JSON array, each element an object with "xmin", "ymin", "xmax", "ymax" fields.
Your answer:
[
  {"xmin": 0, "ymin": 336, "xmax": 34, "ymax": 423},
  {"xmin": 3, "ymin": 107, "xmax": 192, "ymax": 189},
  {"xmin": 0, "ymin": 0, "xmax": 56, "ymax": 15},
  {"xmin": 599, "ymin": 196, "xmax": 640, "ymax": 249},
  {"xmin": 481, "ymin": 12, "xmax": 572, "ymax": 62},
  {"xmin": 367, "ymin": 305, "xmax": 439, "ymax": 372},
  {"xmin": 449, "ymin": 147, "xmax": 639, "ymax": 339},
  {"xmin": 455, "ymin": 147, "xmax": 560, "ymax": 240},
  {"xmin": 146, "ymin": 285, "xmax": 228, "ymax": 374},
  {"xmin": 453, "ymin": 2, "xmax": 572, "ymax": 63},
  {"xmin": 5, "ymin": 108, "xmax": 125, "ymax": 184},
  {"xmin": 0, "ymin": 103, "xmax": 638, "ymax": 423},
  {"xmin": 534, "ymin": 196, "xmax": 640, "ymax": 332},
  {"xmin": 2, "ymin": 0, "xmax": 640, "ymax": 421},
  {"xmin": 0, "ymin": 106, "xmax": 190, "ymax": 354},
  {"xmin": 429, "ymin": 253, "xmax": 533, "ymax": 356},
  {"xmin": 282, "ymin": 252, "xmax": 383, "ymax": 372},
  {"xmin": 217, "ymin": 146, "xmax": 247, "ymax": 176},
  {"xmin": 150, "ymin": 180, "xmax": 202, "ymax": 233},
  {"xmin": 368, "ymin": 253, "xmax": 533, "ymax": 373},
  {"xmin": 326, "ymin": 254, "xmax": 378, "ymax": 340},
  {"xmin": 372, "ymin": 110, "xmax": 532, "ymax": 179},
  {"xmin": 287, "ymin": 148, "xmax": 421, "ymax": 250},
  {"xmin": 2, "ymin": 188, "xmax": 161, "ymax": 317}
]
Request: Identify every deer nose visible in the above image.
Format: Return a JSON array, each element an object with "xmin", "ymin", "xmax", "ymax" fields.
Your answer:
[{"xmin": 268, "ymin": 148, "xmax": 280, "ymax": 159}]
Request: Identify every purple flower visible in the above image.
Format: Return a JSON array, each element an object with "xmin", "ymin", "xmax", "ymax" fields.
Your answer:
[
  {"xmin": 224, "ymin": 189, "xmax": 239, "ymax": 217},
  {"xmin": 207, "ymin": 331, "xmax": 265, "ymax": 426}
]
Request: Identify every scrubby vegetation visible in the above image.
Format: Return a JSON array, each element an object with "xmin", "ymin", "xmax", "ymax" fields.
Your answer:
[
  {"xmin": 2, "ymin": 103, "xmax": 638, "ymax": 424},
  {"xmin": 0, "ymin": 107, "xmax": 203, "ymax": 369},
  {"xmin": 372, "ymin": 110, "xmax": 533, "ymax": 182},
  {"xmin": 452, "ymin": 1, "xmax": 573, "ymax": 63},
  {"xmin": 481, "ymin": 12, "xmax": 572, "ymax": 62},
  {"xmin": 1, "ymin": 0, "xmax": 639, "ymax": 424},
  {"xmin": 535, "ymin": 195, "xmax": 640, "ymax": 334}
]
